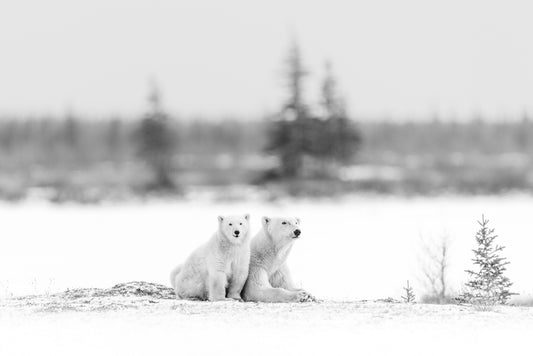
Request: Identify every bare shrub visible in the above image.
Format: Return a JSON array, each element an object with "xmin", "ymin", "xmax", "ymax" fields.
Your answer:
[{"xmin": 419, "ymin": 233, "xmax": 453, "ymax": 304}]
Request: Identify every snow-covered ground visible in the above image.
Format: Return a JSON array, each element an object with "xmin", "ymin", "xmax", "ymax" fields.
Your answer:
[
  {"xmin": 2, "ymin": 295, "xmax": 533, "ymax": 356},
  {"xmin": 1, "ymin": 196, "xmax": 533, "ymax": 355}
]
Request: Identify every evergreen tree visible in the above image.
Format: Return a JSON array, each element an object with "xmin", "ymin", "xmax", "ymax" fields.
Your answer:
[
  {"xmin": 138, "ymin": 83, "xmax": 177, "ymax": 190},
  {"xmin": 265, "ymin": 50, "xmax": 362, "ymax": 180},
  {"xmin": 402, "ymin": 280, "xmax": 416, "ymax": 303},
  {"xmin": 320, "ymin": 61, "xmax": 361, "ymax": 166},
  {"xmin": 460, "ymin": 215, "xmax": 515, "ymax": 307},
  {"xmin": 265, "ymin": 40, "xmax": 310, "ymax": 178}
]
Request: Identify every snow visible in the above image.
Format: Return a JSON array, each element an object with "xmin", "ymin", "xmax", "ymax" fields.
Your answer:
[
  {"xmin": 1, "ymin": 295, "xmax": 533, "ymax": 356},
  {"xmin": 1, "ymin": 196, "xmax": 533, "ymax": 355}
]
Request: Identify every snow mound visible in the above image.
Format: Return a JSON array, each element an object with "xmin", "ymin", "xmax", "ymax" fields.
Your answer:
[
  {"xmin": 1, "ymin": 281, "xmax": 175, "ymax": 312},
  {"xmin": 1, "ymin": 281, "xmax": 318, "ymax": 312}
]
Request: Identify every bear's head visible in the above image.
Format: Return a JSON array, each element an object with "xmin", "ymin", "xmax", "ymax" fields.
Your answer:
[
  {"xmin": 217, "ymin": 214, "xmax": 250, "ymax": 244},
  {"xmin": 261, "ymin": 216, "xmax": 301, "ymax": 244}
]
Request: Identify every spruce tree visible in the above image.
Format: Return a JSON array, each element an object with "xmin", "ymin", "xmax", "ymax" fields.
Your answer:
[
  {"xmin": 402, "ymin": 280, "xmax": 416, "ymax": 303},
  {"xmin": 138, "ymin": 82, "xmax": 177, "ymax": 190},
  {"xmin": 265, "ymin": 40, "xmax": 309, "ymax": 178},
  {"xmin": 320, "ymin": 61, "xmax": 361, "ymax": 166},
  {"xmin": 461, "ymin": 215, "xmax": 515, "ymax": 307}
]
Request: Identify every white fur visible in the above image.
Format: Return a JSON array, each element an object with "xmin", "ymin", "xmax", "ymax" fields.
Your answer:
[
  {"xmin": 170, "ymin": 214, "xmax": 251, "ymax": 301},
  {"xmin": 242, "ymin": 216, "xmax": 310, "ymax": 302}
]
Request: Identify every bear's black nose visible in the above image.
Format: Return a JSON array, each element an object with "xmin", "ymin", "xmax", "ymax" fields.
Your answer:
[
  {"xmin": 234, "ymin": 230, "xmax": 240, "ymax": 236},
  {"xmin": 294, "ymin": 229, "xmax": 301, "ymax": 236}
]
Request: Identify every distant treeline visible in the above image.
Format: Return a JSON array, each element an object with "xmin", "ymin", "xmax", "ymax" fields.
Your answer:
[
  {"xmin": 362, "ymin": 119, "xmax": 533, "ymax": 156},
  {"xmin": 1, "ymin": 39, "xmax": 532, "ymax": 202},
  {"xmin": 2, "ymin": 39, "xmax": 531, "ymax": 202},
  {"xmin": 0, "ymin": 116, "xmax": 532, "ymax": 202},
  {"xmin": 358, "ymin": 119, "xmax": 533, "ymax": 195}
]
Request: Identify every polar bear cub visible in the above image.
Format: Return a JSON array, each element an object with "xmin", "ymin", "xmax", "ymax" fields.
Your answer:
[
  {"xmin": 242, "ymin": 216, "xmax": 312, "ymax": 302},
  {"xmin": 170, "ymin": 214, "xmax": 251, "ymax": 301}
]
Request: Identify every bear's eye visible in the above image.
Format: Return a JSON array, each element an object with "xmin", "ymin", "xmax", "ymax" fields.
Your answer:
[
  {"xmin": 239, "ymin": 223, "xmax": 242, "ymax": 225},
  {"xmin": 282, "ymin": 221, "xmax": 287, "ymax": 225},
  {"xmin": 229, "ymin": 223, "xmax": 233, "ymax": 226}
]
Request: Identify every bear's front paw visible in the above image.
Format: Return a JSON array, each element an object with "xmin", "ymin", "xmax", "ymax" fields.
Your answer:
[
  {"xmin": 209, "ymin": 296, "xmax": 235, "ymax": 302},
  {"xmin": 227, "ymin": 294, "xmax": 244, "ymax": 302},
  {"xmin": 294, "ymin": 290, "xmax": 317, "ymax": 303}
]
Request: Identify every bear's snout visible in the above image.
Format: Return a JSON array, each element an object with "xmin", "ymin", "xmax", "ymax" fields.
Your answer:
[
  {"xmin": 233, "ymin": 230, "xmax": 240, "ymax": 236},
  {"xmin": 293, "ymin": 229, "xmax": 301, "ymax": 237}
]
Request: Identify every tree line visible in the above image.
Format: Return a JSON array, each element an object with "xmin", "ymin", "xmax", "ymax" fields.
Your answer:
[{"xmin": 0, "ymin": 42, "xmax": 532, "ymax": 200}]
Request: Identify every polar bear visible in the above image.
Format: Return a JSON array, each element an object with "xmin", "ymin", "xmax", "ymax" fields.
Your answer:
[
  {"xmin": 242, "ymin": 216, "xmax": 312, "ymax": 303},
  {"xmin": 170, "ymin": 214, "xmax": 251, "ymax": 301}
]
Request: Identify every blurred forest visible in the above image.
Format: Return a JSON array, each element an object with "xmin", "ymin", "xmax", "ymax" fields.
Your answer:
[
  {"xmin": 0, "ymin": 115, "xmax": 532, "ymax": 203},
  {"xmin": 1, "ymin": 42, "xmax": 532, "ymax": 203}
]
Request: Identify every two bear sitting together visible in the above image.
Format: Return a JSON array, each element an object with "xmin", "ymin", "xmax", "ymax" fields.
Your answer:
[{"xmin": 170, "ymin": 215, "xmax": 313, "ymax": 303}]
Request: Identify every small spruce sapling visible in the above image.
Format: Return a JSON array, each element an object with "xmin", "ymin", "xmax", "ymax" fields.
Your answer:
[
  {"xmin": 402, "ymin": 280, "xmax": 416, "ymax": 303},
  {"xmin": 460, "ymin": 215, "xmax": 516, "ymax": 309}
]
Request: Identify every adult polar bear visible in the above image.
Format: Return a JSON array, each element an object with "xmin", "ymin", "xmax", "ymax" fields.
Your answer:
[
  {"xmin": 170, "ymin": 214, "xmax": 251, "ymax": 301},
  {"xmin": 243, "ymin": 216, "xmax": 313, "ymax": 302}
]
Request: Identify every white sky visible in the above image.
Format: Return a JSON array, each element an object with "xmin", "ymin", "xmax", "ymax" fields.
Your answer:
[{"xmin": 1, "ymin": 0, "xmax": 532, "ymax": 120}]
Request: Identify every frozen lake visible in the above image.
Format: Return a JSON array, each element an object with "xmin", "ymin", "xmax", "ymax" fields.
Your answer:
[{"xmin": 1, "ymin": 195, "xmax": 532, "ymax": 301}]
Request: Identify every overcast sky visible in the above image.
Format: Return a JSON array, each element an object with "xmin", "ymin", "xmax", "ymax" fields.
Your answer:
[{"xmin": 1, "ymin": 0, "xmax": 532, "ymax": 120}]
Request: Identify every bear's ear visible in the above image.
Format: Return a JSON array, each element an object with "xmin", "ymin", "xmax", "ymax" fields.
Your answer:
[
  {"xmin": 218, "ymin": 216, "xmax": 224, "ymax": 224},
  {"xmin": 262, "ymin": 216, "xmax": 270, "ymax": 229},
  {"xmin": 296, "ymin": 217, "xmax": 301, "ymax": 224},
  {"xmin": 244, "ymin": 213, "xmax": 250, "ymax": 221}
]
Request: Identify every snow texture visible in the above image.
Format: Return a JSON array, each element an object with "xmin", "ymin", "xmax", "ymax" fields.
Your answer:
[{"xmin": 1, "ymin": 281, "xmax": 533, "ymax": 356}]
